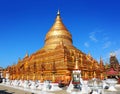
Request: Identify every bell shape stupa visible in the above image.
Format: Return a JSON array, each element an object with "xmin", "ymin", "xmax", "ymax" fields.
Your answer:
[{"xmin": 44, "ymin": 10, "xmax": 73, "ymax": 50}]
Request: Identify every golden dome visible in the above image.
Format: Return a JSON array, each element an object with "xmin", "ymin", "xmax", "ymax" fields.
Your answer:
[{"xmin": 44, "ymin": 10, "xmax": 73, "ymax": 50}]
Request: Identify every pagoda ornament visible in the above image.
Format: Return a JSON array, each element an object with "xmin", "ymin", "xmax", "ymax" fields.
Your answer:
[
  {"xmin": 51, "ymin": 61, "xmax": 56, "ymax": 82},
  {"xmin": 72, "ymin": 57, "xmax": 81, "ymax": 88},
  {"xmin": 40, "ymin": 62, "xmax": 45, "ymax": 82}
]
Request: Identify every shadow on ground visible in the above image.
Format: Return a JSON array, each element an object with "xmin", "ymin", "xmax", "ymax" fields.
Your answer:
[
  {"xmin": 0, "ymin": 90, "xmax": 35, "ymax": 94},
  {"xmin": 0, "ymin": 89, "xmax": 14, "ymax": 94}
]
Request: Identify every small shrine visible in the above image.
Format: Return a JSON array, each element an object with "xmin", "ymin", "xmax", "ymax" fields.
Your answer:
[
  {"xmin": 106, "ymin": 53, "xmax": 120, "ymax": 83},
  {"xmin": 106, "ymin": 67, "xmax": 119, "ymax": 78}
]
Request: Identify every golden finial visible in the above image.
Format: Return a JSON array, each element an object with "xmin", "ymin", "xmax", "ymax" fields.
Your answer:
[
  {"xmin": 100, "ymin": 56, "xmax": 104, "ymax": 65},
  {"xmin": 56, "ymin": 9, "xmax": 61, "ymax": 21},
  {"xmin": 57, "ymin": 9, "xmax": 60, "ymax": 15},
  {"xmin": 74, "ymin": 57, "xmax": 79, "ymax": 70},
  {"xmin": 88, "ymin": 52, "xmax": 91, "ymax": 57},
  {"xmin": 18, "ymin": 57, "xmax": 21, "ymax": 61},
  {"xmin": 25, "ymin": 52, "xmax": 29, "ymax": 57}
]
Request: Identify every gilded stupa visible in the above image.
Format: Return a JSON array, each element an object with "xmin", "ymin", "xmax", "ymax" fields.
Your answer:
[
  {"xmin": 44, "ymin": 10, "xmax": 73, "ymax": 50},
  {"xmin": 4, "ymin": 10, "xmax": 105, "ymax": 83}
]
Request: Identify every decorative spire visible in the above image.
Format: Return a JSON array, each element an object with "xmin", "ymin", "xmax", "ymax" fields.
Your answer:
[
  {"xmin": 88, "ymin": 52, "xmax": 91, "ymax": 57},
  {"xmin": 100, "ymin": 56, "xmax": 104, "ymax": 67},
  {"xmin": 25, "ymin": 52, "xmax": 29, "ymax": 57},
  {"xmin": 74, "ymin": 57, "xmax": 79, "ymax": 70},
  {"xmin": 55, "ymin": 9, "xmax": 61, "ymax": 21},
  {"xmin": 57, "ymin": 9, "xmax": 60, "ymax": 15},
  {"xmin": 18, "ymin": 57, "xmax": 21, "ymax": 62}
]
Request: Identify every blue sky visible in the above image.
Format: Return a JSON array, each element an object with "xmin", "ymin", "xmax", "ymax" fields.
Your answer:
[{"xmin": 0, "ymin": 0, "xmax": 120, "ymax": 68}]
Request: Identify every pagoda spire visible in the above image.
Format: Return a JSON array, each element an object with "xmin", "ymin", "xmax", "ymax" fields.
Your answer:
[
  {"xmin": 18, "ymin": 57, "xmax": 21, "ymax": 62},
  {"xmin": 74, "ymin": 57, "xmax": 79, "ymax": 70},
  {"xmin": 57, "ymin": 9, "xmax": 60, "ymax": 15},
  {"xmin": 100, "ymin": 56, "xmax": 104, "ymax": 67},
  {"xmin": 88, "ymin": 52, "xmax": 91, "ymax": 57},
  {"xmin": 25, "ymin": 52, "xmax": 29, "ymax": 57},
  {"xmin": 55, "ymin": 9, "xmax": 61, "ymax": 21}
]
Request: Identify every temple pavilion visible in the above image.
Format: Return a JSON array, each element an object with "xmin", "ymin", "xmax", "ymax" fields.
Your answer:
[
  {"xmin": 3, "ymin": 11, "xmax": 105, "ymax": 83},
  {"xmin": 106, "ymin": 53, "xmax": 120, "ymax": 83}
]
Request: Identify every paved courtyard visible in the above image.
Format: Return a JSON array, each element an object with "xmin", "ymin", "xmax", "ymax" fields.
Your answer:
[
  {"xmin": 0, "ymin": 84, "xmax": 120, "ymax": 94},
  {"xmin": 0, "ymin": 84, "xmax": 67, "ymax": 94},
  {"xmin": 0, "ymin": 84, "xmax": 32, "ymax": 94}
]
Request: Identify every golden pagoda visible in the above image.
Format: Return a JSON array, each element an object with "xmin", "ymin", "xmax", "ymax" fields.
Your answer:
[{"xmin": 4, "ymin": 10, "xmax": 105, "ymax": 83}]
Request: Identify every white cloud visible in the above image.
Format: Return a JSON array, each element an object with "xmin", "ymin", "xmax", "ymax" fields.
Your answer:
[
  {"xmin": 84, "ymin": 42, "xmax": 89, "ymax": 47},
  {"xmin": 89, "ymin": 35, "xmax": 98, "ymax": 42},
  {"xmin": 89, "ymin": 31, "xmax": 98, "ymax": 42},
  {"xmin": 102, "ymin": 41, "xmax": 111, "ymax": 49}
]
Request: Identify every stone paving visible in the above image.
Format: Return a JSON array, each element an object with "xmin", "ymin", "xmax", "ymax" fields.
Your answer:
[
  {"xmin": 0, "ymin": 84, "xmax": 32, "ymax": 94},
  {"xmin": 1, "ymin": 83, "xmax": 120, "ymax": 94}
]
